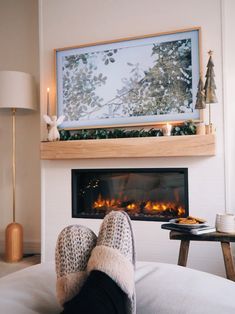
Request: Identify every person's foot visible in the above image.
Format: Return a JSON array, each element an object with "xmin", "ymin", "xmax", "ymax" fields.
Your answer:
[
  {"xmin": 87, "ymin": 211, "xmax": 136, "ymax": 314},
  {"xmin": 55, "ymin": 225, "xmax": 97, "ymax": 306}
]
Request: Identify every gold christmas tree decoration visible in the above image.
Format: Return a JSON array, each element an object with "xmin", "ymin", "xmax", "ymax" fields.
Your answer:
[
  {"xmin": 204, "ymin": 50, "xmax": 217, "ymax": 133},
  {"xmin": 195, "ymin": 75, "xmax": 206, "ymax": 110}
]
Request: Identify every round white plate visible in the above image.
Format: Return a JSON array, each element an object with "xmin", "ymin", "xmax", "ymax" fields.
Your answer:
[{"xmin": 169, "ymin": 218, "xmax": 208, "ymax": 228}]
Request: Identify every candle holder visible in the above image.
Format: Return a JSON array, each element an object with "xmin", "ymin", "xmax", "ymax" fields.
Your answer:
[
  {"xmin": 196, "ymin": 122, "xmax": 206, "ymax": 135},
  {"xmin": 162, "ymin": 123, "xmax": 172, "ymax": 136}
]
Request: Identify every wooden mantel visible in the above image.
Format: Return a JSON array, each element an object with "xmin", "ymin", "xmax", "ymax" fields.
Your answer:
[{"xmin": 40, "ymin": 134, "xmax": 215, "ymax": 160}]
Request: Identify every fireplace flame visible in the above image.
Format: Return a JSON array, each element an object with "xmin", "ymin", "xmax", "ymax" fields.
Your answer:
[
  {"xmin": 93, "ymin": 195, "xmax": 185, "ymax": 216},
  {"xmin": 144, "ymin": 201, "xmax": 185, "ymax": 215},
  {"xmin": 127, "ymin": 203, "xmax": 138, "ymax": 211},
  {"xmin": 94, "ymin": 194, "xmax": 118, "ymax": 208}
]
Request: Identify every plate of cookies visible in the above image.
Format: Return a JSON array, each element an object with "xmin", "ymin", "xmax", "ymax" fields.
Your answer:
[{"xmin": 169, "ymin": 216, "xmax": 208, "ymax": 228}]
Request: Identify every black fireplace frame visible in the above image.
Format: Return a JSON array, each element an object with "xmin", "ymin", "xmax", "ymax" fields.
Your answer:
[{"xmin": 72, "ymin": 168, "xmax": 189, "ymax": 221}]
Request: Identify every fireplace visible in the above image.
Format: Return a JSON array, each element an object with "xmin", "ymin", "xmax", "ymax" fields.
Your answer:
[{"xmin": 72, "ymin": 168, "xmax": 188, "ymax": 221}]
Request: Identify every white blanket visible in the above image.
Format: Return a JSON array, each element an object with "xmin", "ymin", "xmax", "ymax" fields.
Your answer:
[{"xmin": 0, "ymin": 261, "xmax": 235, "ymax": 314}]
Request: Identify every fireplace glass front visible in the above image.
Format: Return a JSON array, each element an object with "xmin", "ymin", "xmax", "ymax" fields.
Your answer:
[
  {"xmin": 72, "ymin": 168, "xmax": 189, "ymax": 221},
  {"xmin": 72, "ymin": 168, "xmax": 188, "ymax": 221}
]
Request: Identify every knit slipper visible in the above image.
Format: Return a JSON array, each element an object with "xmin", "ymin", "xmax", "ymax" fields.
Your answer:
[
  {"xmin": 87, "ymin": 211, "xmax": 136, "ymax": 314},
  {"xmin": 55, "ymin": 225, "xmax": 97, "ymax": 306}
]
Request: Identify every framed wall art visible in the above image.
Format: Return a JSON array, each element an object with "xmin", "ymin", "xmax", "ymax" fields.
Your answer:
[{"xmin": 55, "ymin": 27, "xmax": 201, "ymax": 129}]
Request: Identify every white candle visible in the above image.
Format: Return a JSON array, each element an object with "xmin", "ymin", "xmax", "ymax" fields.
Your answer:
[
  {"xmin": 47, "ymin": 88, "xmax": 50, "ymax": 116},
  {"xmin": 162, "ymin": 123, "xmax": 172, "ymax": 136}
]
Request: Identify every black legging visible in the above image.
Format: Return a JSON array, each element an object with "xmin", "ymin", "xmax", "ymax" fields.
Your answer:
[{"xmin": 62, "ymin": 270, "xmax": 127, "ymax": 314}]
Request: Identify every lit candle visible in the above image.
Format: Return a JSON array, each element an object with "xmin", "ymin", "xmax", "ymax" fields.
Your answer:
[
  {"xmin": 162, "ymin": 123, "xmax": 172, "ymax": 136},
  {"xmin": 47, "ymin": 87, "xmax": 50, "ymax": 116}
]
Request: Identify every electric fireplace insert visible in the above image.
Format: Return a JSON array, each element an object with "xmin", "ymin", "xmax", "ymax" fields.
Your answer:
[{"xmin": 72, "ymin": 168, "xmax": 188, "ymax": 221}]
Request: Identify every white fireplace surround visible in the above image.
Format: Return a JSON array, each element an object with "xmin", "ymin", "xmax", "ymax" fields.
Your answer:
[{"xmin": 41, "ymin": 155, "xmax": 226, "ymax": 277}]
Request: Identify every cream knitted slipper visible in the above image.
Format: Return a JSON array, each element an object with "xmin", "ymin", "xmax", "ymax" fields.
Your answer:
[
  {"xmin": 55, "ymin": 225, "xmax": 97, "ymax": 306},
  {"xmin": 87, "ymin": 211, "xmax": 136, "ymax": 314}
]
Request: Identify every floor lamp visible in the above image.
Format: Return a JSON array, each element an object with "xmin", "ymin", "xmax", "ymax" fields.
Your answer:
[{"xmin": 0, "ymin": 71, "xmax": 36, "ymax": 262}]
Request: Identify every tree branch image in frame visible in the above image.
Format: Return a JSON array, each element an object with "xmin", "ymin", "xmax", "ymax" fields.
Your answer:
[{"xmin": 56, "ymin": 29, "xmax": 200, "ymax": 128}]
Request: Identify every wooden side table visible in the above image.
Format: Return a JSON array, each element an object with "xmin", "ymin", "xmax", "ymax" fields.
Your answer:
[{"xmin": 170, "ymin": 231, "xmax": 235, "ymax": 281}]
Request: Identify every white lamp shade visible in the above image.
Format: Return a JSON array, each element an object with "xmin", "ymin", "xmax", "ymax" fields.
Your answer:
[{"xmin": 0, "ymin": 71, "xmax": 36, "ymax": 110}]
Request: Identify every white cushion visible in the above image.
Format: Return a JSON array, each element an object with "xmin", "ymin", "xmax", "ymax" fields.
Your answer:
[
  {"xmin": 0, "ymin": 262, "xmax": 60, "ymax": 314},
  {"xmin": 0, "ymin": 261, "xmax": 235, "ymax": 313},
  {"xmin": 136, "ymin": 262, "xmax": 235, "ymax": 314}
]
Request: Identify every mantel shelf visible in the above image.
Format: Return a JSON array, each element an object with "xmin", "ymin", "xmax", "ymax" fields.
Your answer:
[{"xmin": 40, "ymin": 134, "xmax": 216, "ymax": 160}]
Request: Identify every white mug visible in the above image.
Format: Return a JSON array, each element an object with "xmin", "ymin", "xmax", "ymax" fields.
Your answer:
[{"xmin": 216, "ymin": 213, "xmax": 235, "ymax": 233}]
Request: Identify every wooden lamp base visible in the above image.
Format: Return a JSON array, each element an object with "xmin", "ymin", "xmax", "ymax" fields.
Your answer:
[{"xmin": 5, "ymin": 222, "xmax": 23, "ymax": 262}]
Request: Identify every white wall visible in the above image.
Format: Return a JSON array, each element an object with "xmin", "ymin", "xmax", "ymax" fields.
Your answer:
[
  {"xmin": 222, "ymin": 0, "xmax": 235, "ymax": 212},
  {"xmin": 40, "ymin": 0, "xmax": 231, "ymax": 277},
  {"xmin": 0, "ymin": 0, "xmax": 41, "ymax": 253}
]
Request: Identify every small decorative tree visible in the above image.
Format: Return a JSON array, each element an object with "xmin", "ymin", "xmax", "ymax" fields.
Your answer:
[
  {"xmin": 204, "ymin": 50, "xmax": 218, "ymax": 132},
  {"xmin": 195, "ymin": 75, "xmax": 206, "ymax": 110}
]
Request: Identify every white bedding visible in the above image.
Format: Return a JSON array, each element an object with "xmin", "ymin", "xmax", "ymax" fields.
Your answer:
[{"xmin": 0, "ymin": 261, "xmax": 235, "ymax": 314}]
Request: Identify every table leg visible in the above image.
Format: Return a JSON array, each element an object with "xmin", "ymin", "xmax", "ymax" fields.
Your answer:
[
  {"xmin": 220, "ymin": 242, "xmax": 235, "ymax": 281},
  {"xmin": 178, "ymin": 240, "xmax": 190, "ymax": 266}
]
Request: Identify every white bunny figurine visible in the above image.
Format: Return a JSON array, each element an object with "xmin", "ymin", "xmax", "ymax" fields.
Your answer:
[{"xmin": 43, "ymin": 115, "xmax": 65, "ymax": 141}]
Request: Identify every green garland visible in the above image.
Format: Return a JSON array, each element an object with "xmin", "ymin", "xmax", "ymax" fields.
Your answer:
[
  {"xmin": 172, "ymin": 120, "xmax": 196, "ymax": 136},
  {"xmin": 59, "ymin": 120, "xmax": 196, "ymax": 141}
]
